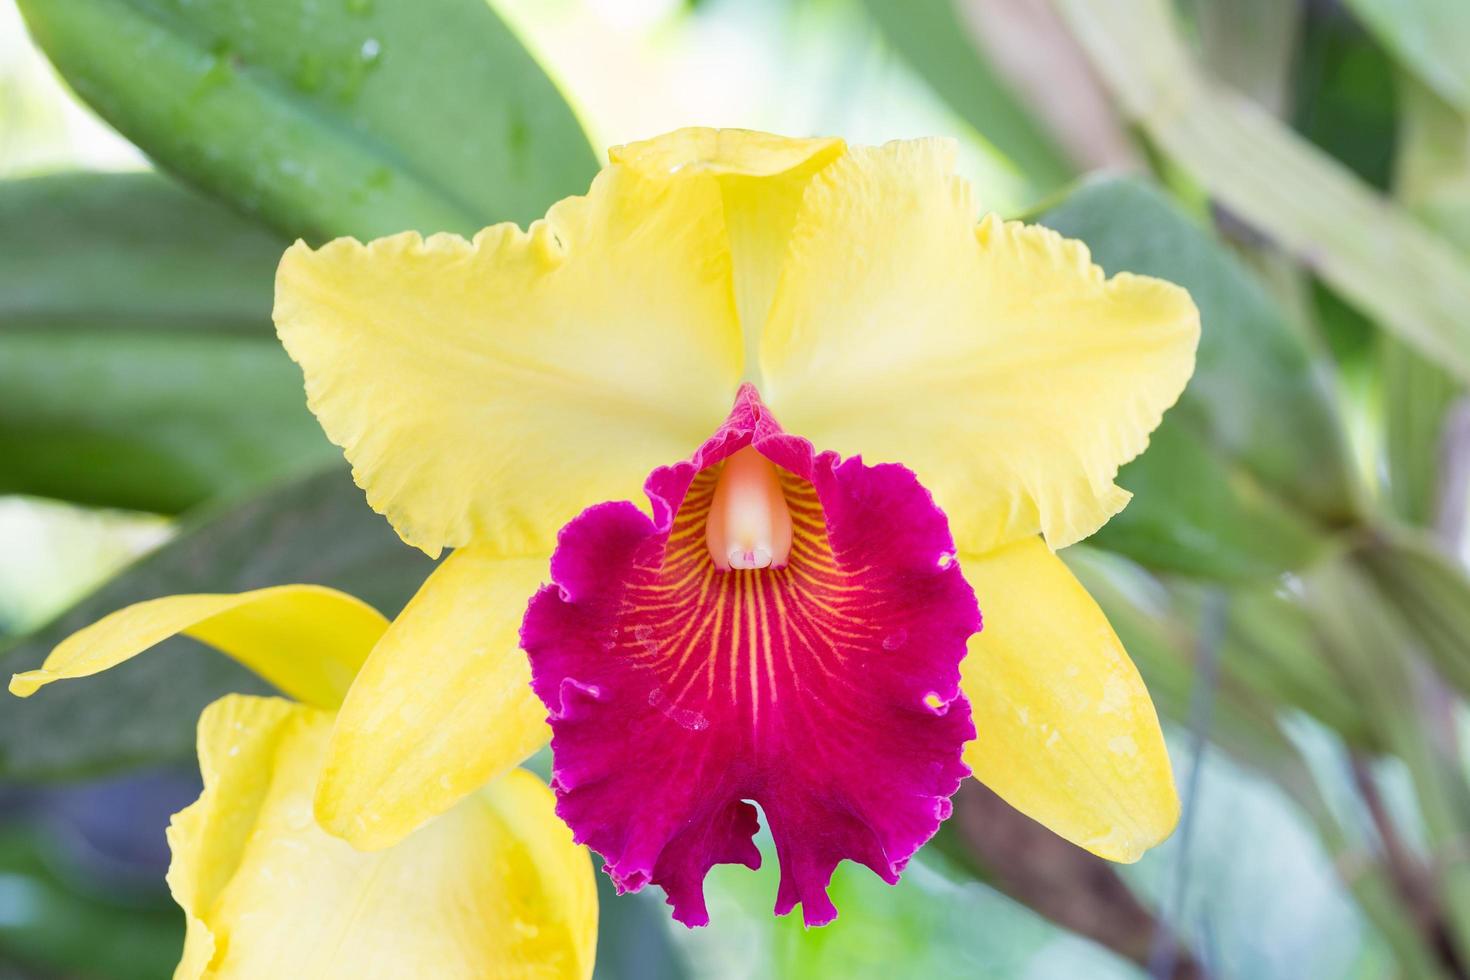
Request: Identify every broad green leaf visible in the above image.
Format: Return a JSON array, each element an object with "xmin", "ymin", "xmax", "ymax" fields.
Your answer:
[
  {"xmin": 1398, "ymin": 79, "xmax": 1470, "ymax": 253},
  {"xmin": 0, "ymin": 329, "xmax": 337, "ymax": 513},
  {"xmin": 1381, "ymin": 335, "xmax": 1461, "ymax": 526},
  {"xmin": 1355, "ymin": 526, "xmax": 1470, "ymax": 700},
  {"xmin": 0, "ymin": 172, "xmax": 336, "ymax": 513},
  {"xmin": 1194, "ymin": 0, "xmax": 1299, "ymax": 115},
  {"xmin": 0, "ymin": 171, "xmax": 282, "ymax": 330},
  {"xmin": 1305, "ymin": 553, "xmax": 1470, "ymax": 962},
  {"xmin": 1383, "ymin": 81, "xmax": 1470, "ymax": 527},
  {"xmin": 17, "ymin": 0, "xmax": 598, "ymax": 242},
  {"xmin": 857, "ymin": 0, "xmax": 1076, "ymax": 197},
  {"xmin": 1341, "ymin": 0, "xmax": 1470, "ymax": 114},
  {"xmin": 1038, "ymin": 177, "xmax": 1349, "ymax": 578},
  {"xmin": 0, "ymin": 468, "xmax": 435, "ymax": 780},
  {"xmin": 1292, "ymin": 7, "xmax": 1400, "ymax": 191},
  {"xmin": 1053, "ymin": 0, "xmax": 1470, "ymax": 385}
]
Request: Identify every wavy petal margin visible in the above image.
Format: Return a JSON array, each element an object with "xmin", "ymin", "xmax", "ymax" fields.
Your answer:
[{"xmin": 523, "ymin": 385, "xmax": 977, "ymax": 926}]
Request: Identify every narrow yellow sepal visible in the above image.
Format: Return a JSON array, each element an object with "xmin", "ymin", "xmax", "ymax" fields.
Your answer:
[
  {"xmin": 959, "ymin": 538, "xmax": 1180, "ymax": 862},
  {"xmin": 9, "ymin": 585, "xmax": 388, "ymax": 709},
  {"xmin": 314, "ymin": 548, "xmax": 552, "ymax": 850}
]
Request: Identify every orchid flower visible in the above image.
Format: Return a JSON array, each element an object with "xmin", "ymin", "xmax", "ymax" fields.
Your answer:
[
  {"xmin": 10, "ymin": 587, "xmax": 597, "ymax": 978},
  {"xmin": 271, "ymin": 128, "xmax": 1199, "ymax": 926}
]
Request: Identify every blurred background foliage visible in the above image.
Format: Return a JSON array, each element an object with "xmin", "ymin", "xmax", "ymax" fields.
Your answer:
[{"xmin": 3, "ymin": 0, "xmax": 1470, "ymax": 976}]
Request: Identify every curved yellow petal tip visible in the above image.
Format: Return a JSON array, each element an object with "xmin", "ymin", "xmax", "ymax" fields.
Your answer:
[
  {"xmin": 9, "ymin": 671, "xmax": 47, "ymax": 698},
  {"xmin": 8, "ymin": 586, "xmax": 388, "ymax": 709},
  {"xmin": 959, "ymin": 538, "xmax": 1180, "ymax": 863},
  {"xmin": 610, "ymin": 127, "xmax": 846, "ymax": 177}
]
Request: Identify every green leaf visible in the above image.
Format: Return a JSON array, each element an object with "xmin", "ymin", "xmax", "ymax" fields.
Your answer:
[
  {"xmin": 1053, "ymin": 0, "xmax": 1470, "ymax": 386},
  {"xmin": 1382, "ymin": 81, "xmax": 1470, "ymax": 527},
  {"xmin": 1341, "ymin": 0, "xmax": 1470, "ymax": 114},
  {"xmin": 1038, "ymin": 177, "xmax": 1350, "ymax": 578},
  {"xmin": 0, "ymin": 468, "xmax": 435, "ymax": 780},
  {"xmin": 0, "ymin": 328, "xmax": 338, "ymax": 513},
  {"xmin": 1194, "ymin": 0, "xmax": 1300, "ymax": 115},
  {"xmin": 591, "ymin": 876, "xmax": 690, "ymax": 980},
  {"xmin": 675, "ymin": 839, "xmax": 1137, "ymax": 978},
  {"xmin": 0, "ymin": 826, "xmax": 182, "ymax": 980},
  {"xmin": 0, "ymin": 172, "xmax": 338, "ymax": 513},
  {"xmin": 1292, "ymin": 6, "xmax": 1401, "ymax": 191},
  {"xmin": 1381, "ymin": 335, "xmax": 1461, "ymax": 526},
  {"xmin": 18, "ymin": 0, "xmax": 598, "ymax": 242},
  {"xmin": 857, "ymin": 0, "xmax": 1076, "ymax": 198},
  {"xmin": 1355, "ymin": 525, "xmax": 1470, "ymax": 700},
  {"xmin": 1397, "ymin": 78, "xmax": 1470, "ymax": 253},
  {"xmin": 0, "ymin": 170, "xmax": 283, "ymax": 331}
]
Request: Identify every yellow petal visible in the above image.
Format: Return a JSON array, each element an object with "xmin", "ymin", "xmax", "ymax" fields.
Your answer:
[
  {"xmin": 170, "ymin": 695, "xmax": 596, "ymax": 980},
  {"xmin": 761, "ymin": 140, "xmax": 1200, "ymax": 552},
  {"xmin": 315, "ymin": 547, "xmax": 550, "ymax": 850},
  {"xmin": 9, "ymin": 586, "xmax": 386, "ymax": 709},
  {"xmin": 959, "ymin": 537, "xmax": 1179, "ymax": 862},
  {"xmin": 612, "ymin": 128, "xmax": 846, "ymax": 358},
  {"xmin": 275, "ymin": 156, "xmax": 745, "ymax": 559}
]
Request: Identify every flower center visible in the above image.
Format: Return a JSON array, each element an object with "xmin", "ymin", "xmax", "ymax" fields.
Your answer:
[{"xmin": 704, "ymin": 446, "xmax": 793, "ymax": 570}]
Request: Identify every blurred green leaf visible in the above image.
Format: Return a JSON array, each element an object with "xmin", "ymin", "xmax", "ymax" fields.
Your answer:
[
  {"xmin": 1383, "ymin": 81, "xmax": 1470, "ymax": 528},
  {"xmin": 1398, "ymin": 78, "xmax": 1470, "ymax": 252},
  {"xmin": 674, "ymin": 839, "xmax": 1137, "ymax": 979},
  {"xmin": 17, "ymin": 0, "xmax": 598, "ymax": 242},
  {"xmin": 1070, "ymin": 546, "xmax": 1442, "ymax": 972},
  {"xmin": 1341, "ymin": 0, "xmax": 1470, "ymax": 114},
  {"xmin": 1063, "ymin": 545, "xmax": 1367, "ymax": 758},
  {"xmin": 1305, "ymin": 553, "xmax": 1470, "ymax": 964},
  {"xmin": 591, "ymin": 875, "xmax": 689, "ymax": 980},
  {"xmin": 1293, "ymin": 6, "xmax": 1399, "ymax": 191},
  {"xmin": 857, "ymin": 0, "xmax": 1076, "ymax": 197},
  {"xmin": 1194, "ymin": 0, "xmax": 1300, "ymax": 115},
  {"xmin": 0, "ymin": 468, "xmax": 434, "ymax": 780},
  {"xmin": 0, "ymin": 172, "xmax": 337, "ymax": 513},
  {"xmin": 1038, "ymin": 177, "xmax": 1351, "ymax": 579},
  {"xmin": 0, "ymin": 328, "xmax": 336, "ymax": 513},
  {"xmin": 1381, "ymin": 335, "xmax": 1460, "ymax": 526},
  {"xmin": 1355, "ymin": 526, "xmax": 1470, "ymax": 701},
  {"xmin": 1054, "ymin": 0, "xmax": 1470, "ymax": 386},
  {"xmin": 0, "ymin": 827, "xmax": 182, "ymax": 980},
  {"xmin": 0, "ymin": 170, "xmax": 282, "ymax": 330}
]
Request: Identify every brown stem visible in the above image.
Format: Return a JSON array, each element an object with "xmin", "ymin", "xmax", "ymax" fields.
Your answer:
[
  {"xmin": 1352, "ymin": 756, "xmax": 1470, "ymax": 979},
  {"xmin": 949, "ymin": 781, "xmax": 1204, "ymax": 979}
]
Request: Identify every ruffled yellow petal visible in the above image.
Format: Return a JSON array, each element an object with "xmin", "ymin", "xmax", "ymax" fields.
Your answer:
[
  {"xmin": 761, "ymin": 140, "xmax": 1200, "ymax": 552},
  {"xmin": 315, "ymin": 548, "xmax": 549, "ymax": 850},
  {"xmin": 170, "ymin": 695, "xmax": 596, "ymax": 980},
  {"xmin": 8, "ymin": 586, "xmax": 386, "ymax": 709},
  {"xmin": 612, "ymin": 128, "xmax": 847, "ymax": 378},
  {"xmin": 959, "ymin": 537, "xmax": 1179, "ymax": 862},
  {"xmin": 275, "ymin": 161, "xmax": 745, "ymax": 559}
]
